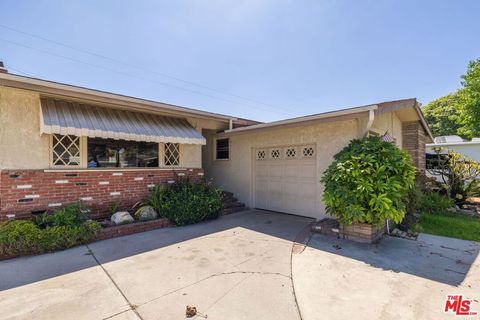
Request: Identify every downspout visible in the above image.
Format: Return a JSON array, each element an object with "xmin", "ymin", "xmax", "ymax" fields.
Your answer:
[
  {"xmin": 364, "ymin": 109, "xmax": 375, "ymax": 138},
  {"xmin": 229, "ymin": 119, "xmax": 233, "ymax": 130}
]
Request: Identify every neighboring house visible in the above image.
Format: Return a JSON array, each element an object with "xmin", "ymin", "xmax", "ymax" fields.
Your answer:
[
  {"xmin": 426, "ymin": 135, "xmax": 480, "ymax": 163},
  {"xmin": 0, "ymin": 68, "xmax": 433, "ymax": 221}
]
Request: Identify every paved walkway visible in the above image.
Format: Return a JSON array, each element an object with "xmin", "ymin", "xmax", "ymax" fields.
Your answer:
[{"xmin": 0, "ymin": 210, "xmax": 312, "ymax": 320}]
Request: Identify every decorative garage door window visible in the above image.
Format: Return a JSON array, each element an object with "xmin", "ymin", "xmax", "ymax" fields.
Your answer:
[
  {"xmin": 256, "ymin": 149, "xmax": 266, "ymax": 160},
  {"xmin": 270, "ymin": 148, "xmax": 281, "ymax": 159},
  {"xmin": 302, "ymin": 146, "xmax": 315, "ymax": 158},
  {"xmin": 52, "ymin": 134, "xmax": 81, "ymax": 166},
  {"xmin": 256, "ymin": 145, "xmax": 316, "ymax": 161},
  {"xmin": 285, "ymin": 147, "xmax": 297, "ymax": 159}
]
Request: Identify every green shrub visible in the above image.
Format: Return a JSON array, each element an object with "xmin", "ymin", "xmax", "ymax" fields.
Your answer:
[
  {"xmin": 418, "ymin": 192, "xmax": 454, "ymax": 215},
  {"xmin": 35, "ymin": 202, "xmax": 89, "ymax": 228},
  {"xmin": 156, "ymin": 179, "xmax": 223, "ymax": 226},
  {"xmin": 140, "ymin": 185, "xmax": 164, "ymax": 216},
  {"xmin": 321, "ymin": 136, "xmax": 416, "ymax": 227},
  {"xmin": 0, "ymin": 204, "xmax": 100, "ymax": 256},
  {"xmin": 404, "ymin": 186, "xmax": 424, "ymax": 215}
]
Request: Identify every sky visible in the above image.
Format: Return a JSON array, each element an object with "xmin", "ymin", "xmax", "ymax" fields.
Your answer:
[{"xmin": 0, "ymin": 0, "xmax": 479, "ymax": 122}]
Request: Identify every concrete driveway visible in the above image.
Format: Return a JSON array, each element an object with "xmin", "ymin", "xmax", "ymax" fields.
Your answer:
[
  {"xmin": 1, "ymin": 210, "xmax": 479, "ymax": 320},
  {"xmin": 293, "ymin": 232, "xmax": 480, "ymax": 320},
  {"xmin": 0, "ymin": 210, "xmax": 312, "ymax": 320}
]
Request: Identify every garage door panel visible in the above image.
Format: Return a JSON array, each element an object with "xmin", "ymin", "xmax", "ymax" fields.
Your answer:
[{"xmin": 254, "ymin": 145, "xmax": 319, "ymax": 219}]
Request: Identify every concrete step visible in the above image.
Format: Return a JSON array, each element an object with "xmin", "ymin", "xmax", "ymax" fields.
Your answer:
[
  {"xmin": 223, "ymin": 201, "xmax": 245, "ymax": 209},
  {"xmin": 222, "ymin": 206, "xmax": 248, "ymax": 215}
]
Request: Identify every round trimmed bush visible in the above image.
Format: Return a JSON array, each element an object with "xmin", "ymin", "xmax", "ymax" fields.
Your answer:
[{"xmin": 321, "ymin": 136, "xmax": 416, "ymax": 227}]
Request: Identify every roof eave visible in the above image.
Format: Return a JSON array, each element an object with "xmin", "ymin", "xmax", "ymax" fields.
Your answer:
[{"xmin": 0, "ymin": 72, "xmax": 238, "ymax": 123}]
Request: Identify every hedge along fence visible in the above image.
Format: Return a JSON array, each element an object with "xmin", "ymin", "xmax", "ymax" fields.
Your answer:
[{"xmin": 321, "ymin": 136, "xmax": 416, "ymax": 227}]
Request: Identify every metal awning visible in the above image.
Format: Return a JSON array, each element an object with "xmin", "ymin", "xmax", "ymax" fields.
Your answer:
[{"xmin": 40, "ymin": 98, "xmax": 206, "ymax": 145}]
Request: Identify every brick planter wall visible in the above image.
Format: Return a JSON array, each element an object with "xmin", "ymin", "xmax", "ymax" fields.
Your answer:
[
  {"xmin": 339, "ymin": 222, "xmax": 386, "ymax": 243},
  {"xmin": 0, "ymin": 168, "xmax": 203, "ymax": 221},
  {"xmin": 94, "ymin": 218, "xmax": 172, "ymax": 241}
]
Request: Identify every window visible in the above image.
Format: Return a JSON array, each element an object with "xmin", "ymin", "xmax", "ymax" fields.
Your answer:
[
  {"xmin": 87, "ymin": 138, "xmax": 158, "ymax": 168},
  {"xmin": 285, "ymin": 147, "xmax": 297, "ymax": 158},
  {"xmin": 52, "ymin": 134, "xmax": 81, "ymax": 166},
  {"xmin": 215, "ymin": 138, "xmax": 229, "ymax": 160},
  {"xmin": 302, "ymin": 146, "xmax": 315, "ymax": 158},
  {"xmin": 257, "ymin": 150, "xmax": 266, "ymax": 160},
  {"xmin": 164, "ymin": 143, "xmax": 180, "ymax": 166},
  {"xmin": 270, "ymin": 148, "xmax": 281, "ymax": 159}
]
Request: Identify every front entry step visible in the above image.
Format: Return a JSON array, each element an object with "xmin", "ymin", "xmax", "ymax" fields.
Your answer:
[{"xmin": 221, "ymin": 191, "xmax": 248, "ymax": 215}]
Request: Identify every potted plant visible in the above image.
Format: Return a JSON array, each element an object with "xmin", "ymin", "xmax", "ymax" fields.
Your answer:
[{"xmin": 321, "ymin": 136, "xmax": 416, "ymax": 243}]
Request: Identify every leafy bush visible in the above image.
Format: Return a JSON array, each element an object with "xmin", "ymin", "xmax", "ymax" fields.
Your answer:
[
  {"xmin": 427, "ymin": 150, "xmax": 480, "ymax": 203},
  {"xmin": 321, "ymin": 136, "xmax": 416, "ymax": 227},
  {"xmin": 404, "ymin": 186, "xmax": 423, "ymax": 215},
  {"xmin": 35, "ymin": 202, "xmax": 89, "ymax": 228},
  {"xmin": 417, "ymin": 192, "xmax": 454, "ymax": 215},
  {"xmin": 140, "ymin": 185, "xmax": 164, "ymax": 216},
  {"xmin": 0, "ymin": 204, "xmax": 100, "ymax": 256},
  {"xmin": 154, "ymin": 179, "xmax": 223, "ymax": 226}
]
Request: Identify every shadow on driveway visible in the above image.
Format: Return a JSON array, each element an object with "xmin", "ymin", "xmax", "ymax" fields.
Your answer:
[
  {"xmin": 0, "ymin": 210, "xmax": 313, "ymax": 291},
  {"xmin": 304, "ymin": 232, "xmax": 480, "ymax": 286}
]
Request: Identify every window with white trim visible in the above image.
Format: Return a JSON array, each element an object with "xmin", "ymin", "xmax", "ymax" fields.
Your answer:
[
  {"xmin": 215, "ymin": 138, "xmax": 229, "ymax": 160},
  {"xmin": 164, "ymin": 143, "xmax": 180, "ymax": 166},
  {"xmin": 52, "ymin": 134, "xmax": 81, "ymax": 166}
]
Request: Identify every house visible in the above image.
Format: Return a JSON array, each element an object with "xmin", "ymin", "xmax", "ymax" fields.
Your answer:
[
  {"xmin": 427, "ymin": 135, "xmax": 480, "ymax": 164},
  {"xmin": 0, "ymin": 67, "xmax": 433, "ymax": 221}
]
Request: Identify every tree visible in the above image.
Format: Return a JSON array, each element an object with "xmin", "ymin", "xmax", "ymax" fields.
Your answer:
[
  {"xmin": 458, "ymin": 59, "xmax": 480, "ymax": 139},
  {"xmin": 422, "ymin": 58, "xmax": 480, "ymax": 139},
  {"xmin": 422, "ymin": 93, "xmax": 464, "ymax": 138},
  {"xmin": 427, "ymin": 150, "xmax": 480, "ymax": 202}
]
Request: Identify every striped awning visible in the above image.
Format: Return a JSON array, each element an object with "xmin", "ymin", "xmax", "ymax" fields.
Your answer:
[{"xmin": 40, "ymin": 98, "xmax": 206, "ymax": 145}]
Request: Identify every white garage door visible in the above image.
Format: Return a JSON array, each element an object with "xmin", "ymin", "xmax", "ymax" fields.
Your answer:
[{"xmin": 254, "ymin": 145, "xmax": 318, "ymax": 218}]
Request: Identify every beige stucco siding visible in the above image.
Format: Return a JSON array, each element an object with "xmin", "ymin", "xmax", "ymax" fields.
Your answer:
[
  {"xmin": 203, "ymin": 119, "xmax": 359, "ymax": 216},
  {"xmin": 0, "ymin": 86, "xmax": 204, "ymax": 170},
  {"xmin": 0, "ymin": 87, "xmax": 50, "ymax": 169},
  {"xmin": 370, "ymin": 111, "xmax": 403, "ymax": 148}
]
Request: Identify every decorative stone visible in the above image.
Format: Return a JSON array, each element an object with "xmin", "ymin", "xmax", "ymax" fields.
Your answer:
[
  {"xmin": 135, "ymin": 206, "xmax": 158, "ymax": 221},
  {"xmin": 111, "ymin": 211, "xmax": 134, "ymax": 225}
]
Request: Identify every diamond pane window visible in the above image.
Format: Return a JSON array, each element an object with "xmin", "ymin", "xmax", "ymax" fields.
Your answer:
[
  {"xmin": 165, "ymin": 143, "xmax": 180, "ymax": 166},
  {"xmin": 52, "ymin": 134, "xmax": 81, "ymax": 166},
  {"xmin": 302, "ymin": 146, "xmax": 315, "ymax": 158},
  {"xmin": 285, "ymin": 148, "xmax": 297, "ymax": 158}
]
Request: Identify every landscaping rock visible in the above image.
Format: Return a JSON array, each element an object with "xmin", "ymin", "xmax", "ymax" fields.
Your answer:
[
  {"xmin": 135, "ymin": 206, "xmax": 157, "ymax": 221},
  {"xmin": 111, "ymin": 211, "xmax": 134, "ymax": 225}
]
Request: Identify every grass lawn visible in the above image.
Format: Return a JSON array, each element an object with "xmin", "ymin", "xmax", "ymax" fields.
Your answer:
[{"xmin": 412, "ymin": 213, "xmax": 480, "ymax": 242}]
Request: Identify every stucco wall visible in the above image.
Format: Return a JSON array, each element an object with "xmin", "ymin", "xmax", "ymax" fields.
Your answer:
[
  {"xmin": 357, "ymin": 111, "xmax": 403, "ymax": 148},
  {"xmin": 0, "ymin": 86, "xmax": 204, "ymax": 170},
  {"xmin": 0, "ymin": 87, "xmax": 50, "ymax": 169},
  {"xmin": 180, "ymin": 144, "xmax": 202, "ymax": 168},
  {"xmin": 203, "ymin": 119, "xmax": 359, "ymax": 216}
]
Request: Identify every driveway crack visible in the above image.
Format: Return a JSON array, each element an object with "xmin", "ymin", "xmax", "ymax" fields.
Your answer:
[{"xmin": 86, "ymin": 244, "xmax": 144, "ymax": 320}]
